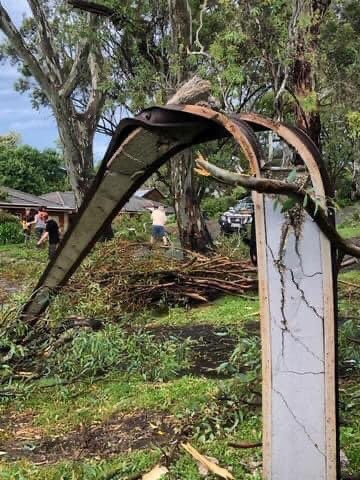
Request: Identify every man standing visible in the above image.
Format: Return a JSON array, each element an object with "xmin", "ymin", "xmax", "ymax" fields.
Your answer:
[
  {"xmin": 31, "ymin": 208, "xmax": 47, "ymax": 240},
  {"xmin": 148, "ymin": 205, "xmax": 168, "ymax": 246},
  {"xmin": 22, "ymin": 208, "xmax": 34, "ymax": 243},
  {"xmin": 37, "ymin": 213, "xmax": 60, "ymax": 259}
]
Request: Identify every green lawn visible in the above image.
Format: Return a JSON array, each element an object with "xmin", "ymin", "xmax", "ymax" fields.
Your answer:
[{"xmin": 337, "ymin": 224, "xmax": 360, "ymax": 239}]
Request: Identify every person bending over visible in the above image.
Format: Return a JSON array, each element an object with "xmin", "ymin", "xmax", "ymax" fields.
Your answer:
[
  {"xmin": 37, "ymin": 213, "xmax": 60, "ymax": 259},
  {"xmin": 148, "ymin": 205, "xmax": 168, "ymax": 246}
]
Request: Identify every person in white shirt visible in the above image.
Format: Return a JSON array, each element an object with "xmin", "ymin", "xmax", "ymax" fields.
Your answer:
[{"xmin": 148, "ymin": 205, "xmax": 168, "ymax": 246}]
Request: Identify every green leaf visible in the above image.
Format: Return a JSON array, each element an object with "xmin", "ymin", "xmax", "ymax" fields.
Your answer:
[
  {"xmin": 313, "ymin": 199, "xmax": 320, "ymax": 216},
  {"xmin": 287, "ymin": 169, "xmax": 297, "ymax": 183},
  {"xmin": 281, "ymin": 198, "xmax": 296, "ymax": 212},
  {"xmin": 303, "ymin": 194, "xmax": 308, "ymax": 208}
]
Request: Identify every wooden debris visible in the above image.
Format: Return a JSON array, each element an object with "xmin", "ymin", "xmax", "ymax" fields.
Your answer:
[
  {"xmin": 142, "ymin": 465, "xmax": 168, "ymax": 480},
  {"xmin": 181, "ymin": 442, "xmax": 234, "ymax": 480},
  {"xmin": 228, "ymin": 440, "xmax": 262, "ymax": 449},
  {"xmin": 66, "ymin": 240, "xmax": 257, "ymax": 311}
]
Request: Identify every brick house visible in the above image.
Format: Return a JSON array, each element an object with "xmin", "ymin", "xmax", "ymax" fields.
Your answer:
[{"xmin": 0, "ymin": 187, "xmax": 75, "ymax": 232}]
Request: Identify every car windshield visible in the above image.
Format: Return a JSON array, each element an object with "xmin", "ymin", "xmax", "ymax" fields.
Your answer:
[{"xmin": 234, "ymin": 197, "xmax": 253, "ymax": 211}]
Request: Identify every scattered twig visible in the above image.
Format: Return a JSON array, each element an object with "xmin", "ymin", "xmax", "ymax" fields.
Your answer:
[
  {"xmin": 339, "ymin": 280, "xmax": 360, "ymax": 289},
  {"xmin": 181, "ymin": 442, "xmax": 234, "ymax": 479},
  {"xmin": 228, "ymin": 441, "xmax": 262, "ymax": 449},
  {"xmin": 65, "ymin": 240, "xmax": 257, "ymax": 312},
  {"xmin": 341, "ymin": 258, "xmax": 360, "ymax": 269}
]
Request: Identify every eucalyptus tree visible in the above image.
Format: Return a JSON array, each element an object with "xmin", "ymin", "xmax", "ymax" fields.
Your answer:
[{"xmin": 0, "ymin": 1, "xmax": 109, "ymax": 205}]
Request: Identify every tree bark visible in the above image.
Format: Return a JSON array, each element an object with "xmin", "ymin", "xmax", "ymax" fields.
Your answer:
[
  {"xmin": 167, "ymin": 2, "xmax": 213, "ymax": 252},
  {"xmin": 292, "ymin": 0, "xmax": 331, "ymax": 150},
  {"xmin": 171, "ymin": 150, "xmax": 213, "ymax": 252},
  {"xmin": 351, "ymin": 155, "xmax": 360, "ymax": 201},
  {"xmin": 55, "ymin": 107, "xmax": 95, "ymax": 206}
]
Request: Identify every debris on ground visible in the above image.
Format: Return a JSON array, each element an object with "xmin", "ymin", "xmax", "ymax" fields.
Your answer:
[
  {"xmin": 67, "ymin": 239, "xmax": 257, "ymax": 311},
  {"xmin": 181, "ymin": 442, "xmax": 234, "ymax": 479}
]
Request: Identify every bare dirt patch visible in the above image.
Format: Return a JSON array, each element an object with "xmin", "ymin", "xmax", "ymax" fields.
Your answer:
[
  {"xmin": 0, "ymin": 410, "xmax": 177, "ymax": 464},
  {"xmin": 0, "ymin": 277, "xmax": 21, "ymax": 302}
]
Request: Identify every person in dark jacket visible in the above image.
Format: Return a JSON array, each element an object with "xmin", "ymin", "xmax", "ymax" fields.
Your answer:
[{"xmin": 37, "ymin": 213, "xmax": 60, "ymax": 259}]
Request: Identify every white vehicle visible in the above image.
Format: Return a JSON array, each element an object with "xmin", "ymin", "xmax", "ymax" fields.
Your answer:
[{"xmin": 218, "ymin": 196, "xmax": 254, "ymax": 234}]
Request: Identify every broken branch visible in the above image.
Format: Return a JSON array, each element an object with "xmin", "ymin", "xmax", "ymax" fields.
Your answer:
[{"xmin": 194, "ymin": 157, "xmax": 360, "ymax": 259}]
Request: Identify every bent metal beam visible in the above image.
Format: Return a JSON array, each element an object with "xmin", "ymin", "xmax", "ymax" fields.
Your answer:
[{"xmin": 21, "ymin": 105, "xmax": 338, "ymax": 479}]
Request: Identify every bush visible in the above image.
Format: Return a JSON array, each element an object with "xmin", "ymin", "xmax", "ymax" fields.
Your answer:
[
  {"xmin": 201, "ymin": 188, "xmax": 249, "ymax": 219},
  {"xmin": 201, "ymin": 196, "xmax": 233, "ymax": 218},
  {"xmin": 0, "ymin": 209, "xmax": 18, "ymax": 223},
  {"xmin": 0, "ymin": 221, "xmax": 23, "ymax": 244},
  {"xmin": 113, "ymin": 213, "xmax": 151, "ymax": 241},
  {"xmin": 339, "ymin": 211, "xmax": 360, "ymax": 229}
]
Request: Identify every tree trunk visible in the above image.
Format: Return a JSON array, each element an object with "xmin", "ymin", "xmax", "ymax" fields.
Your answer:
[
  {"xmin": 293, "ymin": 56, "xmax": 322, "ymax": 148},
  {"xmin": 167, "ymin": 2, "xmax": 212, "ymax": 252},
  {"xmin": 54, "ymin": 100, "xmax": 96, "ymax": 207},
  {"xmin": 351, "ymin": 155, "xmax": 360, "ymax": 201},
  {"xmin": 167, "ymin": 77, "xmax": 214, "ymax": 252},
  {"xmin": 292, "ymin": 0, "xmax": 331, "ymax": 150},
  {"xmin": 171, "ymin": 151, "xmax": 212, "ymax": 252}
]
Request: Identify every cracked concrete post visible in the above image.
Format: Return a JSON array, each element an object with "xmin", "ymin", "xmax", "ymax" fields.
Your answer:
[{"xmin": 256, "ymin": 189, "xmax": 337, "ymax": 479}]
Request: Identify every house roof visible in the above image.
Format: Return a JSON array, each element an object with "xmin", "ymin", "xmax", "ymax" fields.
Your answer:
[
  {"xmin": 40, "ymin": 190, "xmax": 173, "ymax": 214},
  {"xmin": 0, "ymin": 187, "xmax": 74, "ymax": 211},
  {"xmin": 122, "ymin": 195, "xmax": 173, "ymax": 214},
  {"xmin": 41, "ymin": 191, "xmax": 76, "ymax": 210},
  {"xmin": 136, "ymin": 188, "xmax": 165, "ymax": 199}
]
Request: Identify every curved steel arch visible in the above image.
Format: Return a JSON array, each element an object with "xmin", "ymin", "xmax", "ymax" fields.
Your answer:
[{"xmin": 21, "ymin": 105, "xmax": 337, "ymax": 479}]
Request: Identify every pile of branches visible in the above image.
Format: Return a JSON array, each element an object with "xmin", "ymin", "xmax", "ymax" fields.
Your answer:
[{"xmin": 67, "ymin": 240, "xmax": 258, "ymax": 311}]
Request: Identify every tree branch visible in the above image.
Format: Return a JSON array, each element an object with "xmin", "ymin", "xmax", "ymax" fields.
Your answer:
[
  {"xmin": 27, "ymin": 0, "xmax": 63, "ymax": 85},
  {"xmin": 59, "ymin": 13, "xmax": 96, "ymax": 98},
  {"xmin": 82, "ymin": 46, "xmax": 106, "ymax": 123},
  {"xmin": 195, "ymin": 157, "xmax": 360, "ymax": 259},
  {"xmin": 167, "ymin": 75, "xmax": 211, "ymax": 104},
  {"xmin": 0, "ymin": 2, "xmax": 52, "ymax": 96},
  {"xmin": 66, "ymin": 0, "xmax": 130, "ymax": 25},
  {"xmin": 66, "ymin": 0, "xmax": 115, "ymax": 16}
]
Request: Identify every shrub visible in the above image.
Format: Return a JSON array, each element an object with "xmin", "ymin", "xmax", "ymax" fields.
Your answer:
[
  {"xmin": 201, "ymin": 196, "xmax": 233, "ymax": 218},
  {"xmin": 0, "ymin": 209, "xmax": 18, "ymax": 223},
  {"xmin": 113, "ymin": 213, "xmax": 151, "ymax": 241},
  {"xmin": 0, "ymin": 221, "xmax": 23, "ymax": 244}
]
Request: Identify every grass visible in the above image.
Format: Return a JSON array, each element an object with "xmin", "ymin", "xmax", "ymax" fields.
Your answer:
[
  {"xmin": 337, "ymin": 225, "xmax": 360, "ymax": 239},
  {"xmin": 0, "ymin": 242, "xmax": 47, "ymax": 288},
  {"xmin": 151, "ymin": 295, "xmax": 259, "ymax": 329},
  {"xmin": 0, "ymin": 374, "xmax": 218, "ymax": 437}
]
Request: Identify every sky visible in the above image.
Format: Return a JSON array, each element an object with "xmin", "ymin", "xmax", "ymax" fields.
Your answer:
[{"xmin": 0, "ymin": 0, "xmax": 110, "ymax": 161}]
